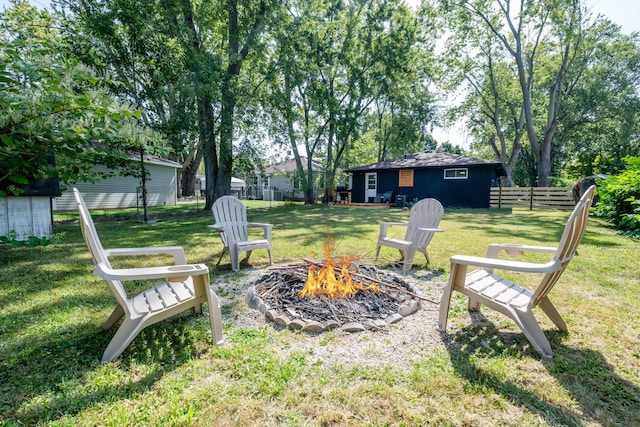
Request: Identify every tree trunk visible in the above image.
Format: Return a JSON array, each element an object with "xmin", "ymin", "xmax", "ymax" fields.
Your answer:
[
  {"xmin": 201, "ymin": 97, "xmax": 219, "ymax": 210},
  {"xmin": 216, "ymin": 75, "xmax": 234, "ymax": 200},
  {"xmin": 181, "ymin": 148, "xmax": 203, "ymax": 197}
]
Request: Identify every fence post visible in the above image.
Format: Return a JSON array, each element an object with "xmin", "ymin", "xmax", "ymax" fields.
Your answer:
[
  {"xmin": 498, "ymin": 186, "xmax": 502, "ymax": 209},
  {"xmin": 529, "ymin": 187, "xmax": 534, "ymax": 210}
]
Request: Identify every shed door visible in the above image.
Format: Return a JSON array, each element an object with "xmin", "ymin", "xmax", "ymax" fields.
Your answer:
[{"xmin": 365, "ymin": 173, "xmax": 377, "ymax": 202}]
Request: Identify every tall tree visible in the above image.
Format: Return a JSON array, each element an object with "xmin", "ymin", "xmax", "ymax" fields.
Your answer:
[
  {"xmin": 58, "ymin": 0, "xmax": 205, "ymax": 197},
  {"xmin": 265, "ymin": 0, "xmax": 434, "ymax": 203},
  {"xmin": 440, "ymin": 0, "xmax": 589, "ymax": 186},
  {"xmin": 213, "ymin": 0, "xmax": 270, "ymax": 206},
  {"xmin": 59, "ymin": 0, "xmax": 274, "ymax": 207},
  {"xmin": 555, "ymin": 19, "xmax": 640, "ymax": 178},
  {"xmin": 438, "ymin": 14, "xmax": 524, "ymax": 186}
]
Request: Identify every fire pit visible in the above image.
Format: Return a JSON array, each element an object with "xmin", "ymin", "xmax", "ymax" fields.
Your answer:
[{"xmin": 245, "ymin": 235, "xmax": 431, "ymax": 332}]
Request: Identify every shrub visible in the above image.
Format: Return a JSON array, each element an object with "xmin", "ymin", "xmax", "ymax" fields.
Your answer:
[{"xmin": 593, "ymin": 156, "xmax": 640, "ymax": 237}]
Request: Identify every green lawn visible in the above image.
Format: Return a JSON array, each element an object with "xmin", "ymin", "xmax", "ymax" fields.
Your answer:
[{"xmin": 1, "ymin": 201, "xmax": 639, "ymax": 426}]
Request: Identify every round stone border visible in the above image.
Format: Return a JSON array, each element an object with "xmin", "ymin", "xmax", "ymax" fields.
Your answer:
[{"xmin": 245, "ymin": 285, "xmax": 422, "ymax": 333}]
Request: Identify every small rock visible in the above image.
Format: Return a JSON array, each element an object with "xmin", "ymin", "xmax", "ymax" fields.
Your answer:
[
  {"xmin": 398, "ymin": 300, "xmax": 421, "ymax": 316},
  {"xmin": 304, "ymin": 320, "xmax": 325, "ymax": 333},
  {"xmin": 397, "ymin": 304, "xmax": 412, "ymax": 316},
  {"xmin": 386, "ymin": 313, "xmax": 403, "ymax": 324},
  {"xmin": 342, "ymin": 322, "xmax": 366, "ymax": 332},
  {"xmin": 324, "ymin": 320, "xmax": 340, "ymax": 330},
  {"xmin": 244, "ymin": 287, "xmax": 261, "ymax": 309},
  {"xmin": 273, "ymin": 315, "xmax": 290, "ymax": 327},
  {"xmin": 288, "ymin": 318, "xmax": 306, "ymax": 330},
  {"xmin": 265, "ymin": 309, "xmax": 278, "ymax": 321},
  {"xmin": 373, "ymin": 319, "xmax": 387, "ymax": 329},
  {"xmin": 257, "ymin": 302, "xmax": 267, "ymax": 314}
]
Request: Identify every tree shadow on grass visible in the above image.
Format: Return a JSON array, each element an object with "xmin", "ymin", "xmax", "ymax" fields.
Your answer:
[
  {"xmin": 0, "ymin": 310, "xmax": 210, "ymax": 424},
  {"xmin": 441, "ymin": 311, "xmax": 640, "ymax": 426}
]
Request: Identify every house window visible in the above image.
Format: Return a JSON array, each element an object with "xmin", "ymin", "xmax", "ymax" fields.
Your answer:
[
  {"xmin": 399, "ymin": 169, "xmax": 414, "ymax": 187},
  {"xmin": 444, "ymin": 168, "xmax": 468, "ymax": 180},
  {"xmin": 367, "ymin": 173, "xmax": 377, "ymax": 189}
]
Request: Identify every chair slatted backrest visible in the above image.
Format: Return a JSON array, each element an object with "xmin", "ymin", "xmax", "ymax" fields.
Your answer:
[
  {"xmin": 212, "ymin": 196, "xmax": 248, "ymax": 247},
  {"xmin": 405, "ymin": 198, "xmax": 444, "ymax": 248},
  {"xmin": 531, "ymin": 185, "xmax": 596, "ymax": 307},
  {"xmin": 74, "ymin": 188, "xmax": 129, "ymax": 310}
]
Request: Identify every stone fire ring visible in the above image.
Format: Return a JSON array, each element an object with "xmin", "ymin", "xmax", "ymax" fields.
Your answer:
[{"xmin": 244, "ymin": 286, "xmax": 422, "ymax": 333}]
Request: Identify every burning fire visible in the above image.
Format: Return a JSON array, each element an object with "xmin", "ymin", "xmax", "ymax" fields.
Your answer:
[{"xmin": 299, "ymin": 234, "xmax": 379, "ymax": 299}]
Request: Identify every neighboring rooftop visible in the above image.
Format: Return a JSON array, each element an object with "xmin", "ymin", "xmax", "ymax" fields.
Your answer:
[{"xmin": 263, "ymin": 156, "xmax": 323, "ymax": 174}]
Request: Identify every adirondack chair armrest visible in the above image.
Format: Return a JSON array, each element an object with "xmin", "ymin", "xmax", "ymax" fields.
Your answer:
[
  {"xmin": 96, "ymin": 263, "xmax": 209, "ymax": 281},
  {"xmin": 208, "ymin": 224, "xmax": 226, "ymax": 233},
  {"xmin": 450, "ymin": 254, "xmax": 562, "ymax": 274},
  {"xmin": 485, "ymin": 243, "xmax": 557, "ymax": 258},
  {"xmin": 247, "ymin": 222, "xmax": 273, "ymax": 240},
  {"xmin": 104, "ymin": 246, "xmax": 188, "ymax": 265},
  {"xmin": 417, "ymin": 227, "xmax": 444, "ymax": 233},
  {"xmin": 379, "ymin": 221, "xmax": 407, "ymax": 237}
]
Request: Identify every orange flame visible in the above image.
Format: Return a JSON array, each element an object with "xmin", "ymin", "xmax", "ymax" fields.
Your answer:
[{"xmin": 299, "ymin": 234, "xmax": 379, "ymax": 299}]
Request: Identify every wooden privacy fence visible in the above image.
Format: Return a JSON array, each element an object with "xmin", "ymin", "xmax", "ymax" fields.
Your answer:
[{"xmin": 490, "ymin": 186, "xmax": 575, "ymax": 210}]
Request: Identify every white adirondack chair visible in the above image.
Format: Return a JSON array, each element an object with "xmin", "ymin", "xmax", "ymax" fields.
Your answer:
[
  {"xmin": 74, "ymin": 188, "xmax": 224, "ymax": 363},
  {"xmin": 375, "ymin": 198, "xmax": 444, "ymax": 271},
  {"xmin": 438, "ymin": 185, "xmax": 596, "ymax": 359},
  {"xmin": 209, "ymin": 196, "xmax": 273, "ymax": 272}
]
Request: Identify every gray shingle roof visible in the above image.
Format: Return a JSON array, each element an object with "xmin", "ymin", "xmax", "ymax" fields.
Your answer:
[{"xmin": 346, "ymin": 151, "xmax": 502, "ymax": 172}]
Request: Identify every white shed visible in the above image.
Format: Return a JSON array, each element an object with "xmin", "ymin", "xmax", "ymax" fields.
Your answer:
[{"xmin": 196, "ymin": 175, "xmax": 246, "ymax": 198}]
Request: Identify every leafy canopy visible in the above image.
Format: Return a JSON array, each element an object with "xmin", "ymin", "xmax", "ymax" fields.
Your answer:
[{"xmin": 0, "ymin": 2, "xmax": 165, "ymax": 196}]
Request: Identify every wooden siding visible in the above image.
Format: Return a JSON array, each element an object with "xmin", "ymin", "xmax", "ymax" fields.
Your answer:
[
  {"xmin": 490, "ymin": 187, "xmax": 575, "ymax": 210},
  {"xmin": 0, "ymin": 196, "xmax": 52, "ymax": 240},
  {"xmin": 350, "ymin": 165, "xmax": 498, "ymax": 208},
  {"xmin": 54, "ymin": 164, "xmax": 178, "ymax": 211}
]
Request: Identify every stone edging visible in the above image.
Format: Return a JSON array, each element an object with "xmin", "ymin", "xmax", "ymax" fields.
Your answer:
[{"xmin": 245, "ymin": 286, "xmax": 422, "ymax": 333}]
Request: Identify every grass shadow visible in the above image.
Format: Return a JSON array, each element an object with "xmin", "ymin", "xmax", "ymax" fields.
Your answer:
[
  {"xmin": 441, "ymin": 310, "xmax": 640, "ymax": 425},
  {"xmin": 0, "ymin": 308, "xmax": 211, "ymax": 423}
]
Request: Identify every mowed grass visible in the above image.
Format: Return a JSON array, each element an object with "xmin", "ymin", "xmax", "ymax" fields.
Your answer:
[{"xmin": 1, "ymin": 201, "xmax": 639, "ymax": 426}]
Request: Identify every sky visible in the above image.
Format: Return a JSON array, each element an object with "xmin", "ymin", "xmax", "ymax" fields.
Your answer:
[{"xmin": 2, "ymin": 0, "xmax": 639, "ymax": 148}]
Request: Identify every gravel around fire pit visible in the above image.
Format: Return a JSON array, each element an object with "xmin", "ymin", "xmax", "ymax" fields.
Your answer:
[{"xmin": 211, "ymin": 265, "xmax": 448, "ymax": 369}]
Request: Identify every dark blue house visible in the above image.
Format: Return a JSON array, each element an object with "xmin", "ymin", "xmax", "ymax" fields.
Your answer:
[{"xmin": 346, "ymin": 151, "xmax": 505, "ymax": 208}]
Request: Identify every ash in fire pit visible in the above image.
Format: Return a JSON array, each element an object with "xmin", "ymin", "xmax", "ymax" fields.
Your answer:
[{"xmin": 245, "ymin": 262, "xmax": 426, "ymax": 333}]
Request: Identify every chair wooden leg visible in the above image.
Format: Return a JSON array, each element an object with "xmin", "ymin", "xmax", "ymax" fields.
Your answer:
[
  {"xmin": 215, "ymin": 248, "xmax": 226, "ymax": 266},
  {"xmin": 437, "ymin": 281, "xmax": 454, "ymax": 332},
  {"xmin": 538, "ymin": 296, "xmax": 568, "ymax": 331},
  {"xmin": 194, "ymin": 274, "xmax": 224, "ymax": 346},
  {"xmin": 102, "ymin": 305, "xmax": 125, "ymax": 330},
  {"xmin": 191, "ymin": 303, "xmax": 202, "ymax": 315},
  {"xmin": 468, "ymin": 297, "xmax": 481, "ymax": 311},
  {"xmin": 230, "ymin": 247, "xmax": 240, "ymax": 272},
  {"xmin": 102, "ymin": 317, "xmax": 146, "ymax": 363},
  {"xmin": 438, "ymin": 263, "xmax": 469, "ymax": 331},
  {"xmin": 511, "ymin": 308, "xmax": 554, "ymax": 359},
  {"xmin": 403, "ymin": 246, "xmax": 418, "ymax": 271}
]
